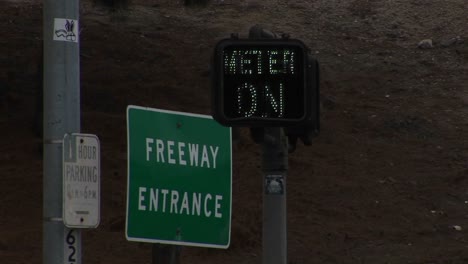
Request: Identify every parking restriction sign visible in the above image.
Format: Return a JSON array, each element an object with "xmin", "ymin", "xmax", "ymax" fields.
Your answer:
[{"xmin": 63, "ymin": 133, "xmax": 100, "ymax": 228}]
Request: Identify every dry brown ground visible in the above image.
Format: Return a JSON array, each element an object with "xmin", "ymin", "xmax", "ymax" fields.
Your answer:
[{"xmin": 1, "ymin": 0, "xmax": 468, "ymax": 263}]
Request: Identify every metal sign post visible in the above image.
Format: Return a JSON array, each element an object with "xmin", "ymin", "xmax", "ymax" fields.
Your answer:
[
  {"xmin": 152, "ymin": 244, "xmax": 181, "ymax": 264},
  {"xmin": 43, "ymin": 0, "xmax": 81, "ymax": 263},
  {"xmin": 262, "ymin": 127, "xmax": 288, "ymax": 264}
]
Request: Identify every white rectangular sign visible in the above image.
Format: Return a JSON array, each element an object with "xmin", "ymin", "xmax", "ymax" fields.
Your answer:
[
  {"xmin": 63, "ymin": 133, "xmax": 100, "ymax": 228},
  {"xmin": 54, "ymin": 18, "xmax": 79, "ymax": 43}
]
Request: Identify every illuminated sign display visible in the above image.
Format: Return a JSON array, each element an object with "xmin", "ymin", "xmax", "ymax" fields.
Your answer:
[
  {"xmin": 212, "ymin": 39, "xmax": 316, "ymax": 127},
  {"xmin": 223, "ymin": 46, "xmax": 303, "ymax": 119}
]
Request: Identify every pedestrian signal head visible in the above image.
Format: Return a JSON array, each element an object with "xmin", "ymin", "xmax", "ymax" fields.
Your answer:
[{"xmin": 212, "ymin": 39, "xmax": 317, "ymax": 127}]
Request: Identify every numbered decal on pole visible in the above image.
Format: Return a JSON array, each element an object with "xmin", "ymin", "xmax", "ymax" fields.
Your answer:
[{"xmin": 64, "ymin": 229, "xmax": 79, "ymax": 264}]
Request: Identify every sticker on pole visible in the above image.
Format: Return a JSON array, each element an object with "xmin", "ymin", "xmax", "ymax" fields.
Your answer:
[
  {"xmin": 63, "ymin": 133, "xmax": 100, "ymax": 228},
  {"xmin": 54, "ymin": 18, "xmax": 79, "ymax": 43}
]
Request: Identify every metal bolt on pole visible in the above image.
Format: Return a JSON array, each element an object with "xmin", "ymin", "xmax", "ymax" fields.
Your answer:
[
  {"xmin": 43, "ymin": 0, "xmax": 81, "ymax": 263},
  {"xmin": 262, "ymin": 127, "xmax": 288, "ymax": 264}
]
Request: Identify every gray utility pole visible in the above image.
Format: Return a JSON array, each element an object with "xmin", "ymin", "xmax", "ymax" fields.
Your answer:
[
  {"xmin": 262, "ymin": 128, "xmax": 288, "ymax": 264},
  {"xmin": 43, "ymin": 0, "xmax": 81, "ymax": 263}
]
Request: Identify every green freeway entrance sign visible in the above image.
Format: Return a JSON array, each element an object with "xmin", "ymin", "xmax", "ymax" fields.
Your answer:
[{"xmin": 126, "ymin": 106, "xmax": 232, "ymax": 248}]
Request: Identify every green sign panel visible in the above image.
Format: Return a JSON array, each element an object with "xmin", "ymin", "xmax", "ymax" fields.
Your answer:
[{"xmin": 126, "ymin": 106, "xmax": 232, "ymax": 248}]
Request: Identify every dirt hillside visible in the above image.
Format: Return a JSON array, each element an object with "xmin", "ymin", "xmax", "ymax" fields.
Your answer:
[{"xmin": 1, "ymin": 0, "xmax": 467, "ymax": 263}]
